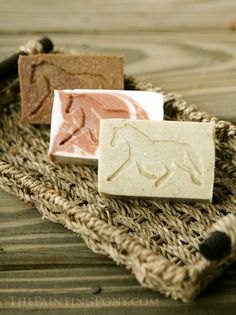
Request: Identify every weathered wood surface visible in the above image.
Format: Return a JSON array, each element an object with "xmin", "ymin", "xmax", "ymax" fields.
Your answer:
[
  {"xmin": 1, "ymin": 31, "xmax": 236, "ymax": 123},
  {"xmin": 1, "ymin": 189, "xmax": 236, "ymax": 314},
  {"xmin": 0, "ymin": 0, "xmax": 236, "ymax": 313}
]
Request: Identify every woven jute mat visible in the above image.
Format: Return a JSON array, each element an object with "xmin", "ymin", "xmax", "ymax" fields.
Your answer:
[{"xmin": 0, "ymin": 75, "xmax": 236, "ymax": 302}]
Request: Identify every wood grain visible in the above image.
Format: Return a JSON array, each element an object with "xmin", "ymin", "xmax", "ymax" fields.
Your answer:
[
  {"xmin": 1, "ymin": 189, "xmax": 236, "ymax": 314},
  {"xmin": 0, "ymin": 0, "xmax": 236, "ymax": 313},
  {"xmin": 0, "ymin": 0, "xmax": 236, "ymax": 33},
  {"xmin": 0, "ymin": 32, "xmax": 235, "ymax": 123}
]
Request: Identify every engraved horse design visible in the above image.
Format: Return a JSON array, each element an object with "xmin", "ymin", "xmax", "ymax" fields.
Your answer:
[
  {"xmin": 107, "ymin": 124, "xmax": 203, "ymax": 187},
  {"xmin": 50, "ymin": 92, "xmax": 148, "ymax": 157},
  {"xmin": 29, "ymin": 60, "xmax": 110, "ymax": 117}
]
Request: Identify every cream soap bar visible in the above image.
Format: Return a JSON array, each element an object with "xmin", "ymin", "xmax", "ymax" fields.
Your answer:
[
  {"xmin": 98, "ymin": 119, "xmax": 215, "ymax": 202},
  {"xmin": 48, "ymin": 89, "xmax": 164, "ymax": 164}
]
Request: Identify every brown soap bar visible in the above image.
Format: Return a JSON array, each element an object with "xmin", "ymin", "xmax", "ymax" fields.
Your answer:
[{"xmin": 18, "ymin": 54, "xmax": 124, "ymax": 124}]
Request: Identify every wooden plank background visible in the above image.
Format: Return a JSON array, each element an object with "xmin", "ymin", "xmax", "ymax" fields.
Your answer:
[{"xmin": 0, "ymin": 0, "xmax": 236, "ymax": 314}]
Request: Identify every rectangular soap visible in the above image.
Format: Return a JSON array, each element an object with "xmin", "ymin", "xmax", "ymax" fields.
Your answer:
[
  {"xmin": 98, "ymin": 119, "xmax": 215, "ymax": 202},
  {"xmin": 48, "ymin": 89, "xmax": 164, "ymax": 164},
  {"xmin": 18, "ymin": 54, "xmax": 124, "ymax": 124}
]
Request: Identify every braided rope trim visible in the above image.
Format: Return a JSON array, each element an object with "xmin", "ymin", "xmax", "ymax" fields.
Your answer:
[
  {"xmin": 19, "ymin": 40, "xmax": 43, "ymax": 55},
  {"xmin": 0, "ymin": 76, "xmax": 236, "ymax": 302}
]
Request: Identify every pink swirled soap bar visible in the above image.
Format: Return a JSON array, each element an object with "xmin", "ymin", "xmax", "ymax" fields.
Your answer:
[{"xmin": 48, "ymin": 89, "xmax": 164, "ymax": 164}]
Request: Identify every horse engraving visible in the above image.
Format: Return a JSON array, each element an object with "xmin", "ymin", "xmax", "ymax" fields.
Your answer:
[
  {"xmin": 50, "ymin": 92, "xmax": 148, "ymax": 157},
  {"xmin": 107, "ymin": 124, "xmax": 203, "ymax": 187},
  {"xmin": 29, "ymin": 60, "xmax": 110, "ymax": 117}
]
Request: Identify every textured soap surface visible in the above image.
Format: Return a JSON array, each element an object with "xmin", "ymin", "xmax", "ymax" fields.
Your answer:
[
  {"xmin": 48, "ymin": 90, "xmax": 164, "ymax": 164},
  {"xmin": 98, "ymin": 119, "xmax": 215, "ymax": 202},
  {"xmin": 18, "ymin": 54, "xmax": 124, "ymax": 124}
]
